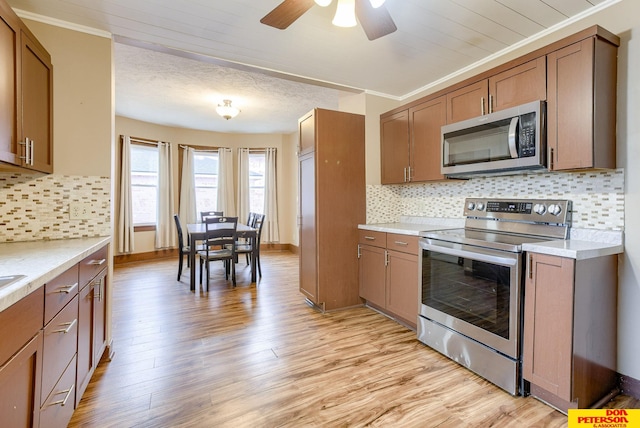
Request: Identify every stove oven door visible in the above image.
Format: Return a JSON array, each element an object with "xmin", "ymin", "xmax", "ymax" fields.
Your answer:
[{"xmin": 419, "ymin": 238, "xmax": 522, "ymax": 358}]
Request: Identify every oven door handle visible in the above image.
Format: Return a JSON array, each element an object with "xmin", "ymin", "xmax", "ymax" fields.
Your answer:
[{"xmin": 421, "ymin": 241, "xmax": 518, "ymax": 267}]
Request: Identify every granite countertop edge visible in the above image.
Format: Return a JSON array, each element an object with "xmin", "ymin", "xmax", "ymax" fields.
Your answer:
[{"xmin": 0, "ymin": 236, "xmax": 112, "ymax": 313}]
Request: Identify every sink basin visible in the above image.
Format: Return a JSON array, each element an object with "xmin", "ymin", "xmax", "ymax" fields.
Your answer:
[{"xmin": 0, "ymin": 275, "xmax": 26, "ymax": 289}]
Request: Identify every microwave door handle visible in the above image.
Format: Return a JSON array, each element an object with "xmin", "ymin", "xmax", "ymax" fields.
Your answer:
[{"xmin": 508, "ymin": 116, "xmax": 519, "ymax": 158}]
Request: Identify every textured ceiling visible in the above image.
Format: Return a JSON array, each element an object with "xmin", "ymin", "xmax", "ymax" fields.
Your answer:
[{"xmin": 8, "ymin": 0, "xmax": 614, "ymax": 134}]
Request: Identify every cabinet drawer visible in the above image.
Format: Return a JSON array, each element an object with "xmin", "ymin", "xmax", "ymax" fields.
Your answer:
[
  {"xmin": 40, "ymin": 355, "xmax": 76, "ymax": 428},
  {"xmin": 0, "ymin": 287, "xmax": 44, "ymax": 366},
  {"xmin": 44, "ymin": 264, "xmax": 79, "ymax": 324},
  {"xmin": 358, "ymin": 230, "xmax": 386, "ymax": 248},
  {"xmin": 386, "ymin": 233, "xmax": 419, "ymax": 254},
  {"xmin": 41, "ymin": 295, "xmax": 78, "ymax": 404},
  {"xmin": 79, "ymin": 244, "xmax": 108, "ymax": 286}
]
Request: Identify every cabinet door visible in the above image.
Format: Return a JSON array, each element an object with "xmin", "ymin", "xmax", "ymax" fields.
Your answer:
[
  {"xmin": 489, "ymin": 57, "xmax": 546, "ymax": 112},
  {"xmin": 298, "ymin": 110, "xmax": 315, "ymax": 155},
  {"xmin": 0, "ymin": 332, "xmax": 43, "ymax": 428},
  {"xmin": 0, "ymin": 7, "xmax": 19, "ymax": 166},
  {"xmin": 446, "ymin": 80, "xmax": 488, "ymax": 123},
  {"xmin": 298, "ymin": 152, "xmax": 318, "ymax": 303},
  {"xmin": 386, "ymin": 250, "xmax": 419, "ymax": 327},
  {"xmin": 19, "ymin": 29, "xmax": 52, "ymax": 173},
  {"xmin": 358, "ymin": 244, "xmax": 386, "ymax": 308},
  {"xmin": 547, "ymin": 39, "xmax": 594, "ymax": 171},
  {"xmin": 76, "ymin": 283, "xmax": 92, "ymax": 406},
  {"xmin": 380, "ymin": 110, "xmax": 409, "ymax": 184},
  {"xmin": 523, "ymin": 253, "xmax": 575, "ymax": 401},
  {"xmin": 409, "ymin": 96, "xmax": 446, "ymax": 182}
]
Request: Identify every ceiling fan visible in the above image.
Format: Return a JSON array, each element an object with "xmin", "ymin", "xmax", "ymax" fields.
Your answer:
[{"xmin": 260, "ymin": 0, "xmax": 397, "ymax": 41}]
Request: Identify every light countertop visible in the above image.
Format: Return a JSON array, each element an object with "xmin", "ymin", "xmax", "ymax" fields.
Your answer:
[
  {"xmin": 360, "ymin": 221, "xmax": 623, "ymax": 260},
  {"xmin": 522, "ymin": 240, "xmax": 623, "ymax": 260},
  {"xmin": 359, "ymin": 218, "xmax": 464, "ymax": 236},
  {"xmin": 0, "ymin": 236, "xmax": 111, "ymax": 312}
]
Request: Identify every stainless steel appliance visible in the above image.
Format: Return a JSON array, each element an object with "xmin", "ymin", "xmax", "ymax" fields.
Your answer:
[
  {"xmin": 441, "ymin": 100, "xmax": 546, "ymax": 177},
  {"xmin": 417, "ymin": 198, "xmax": 571, "ymax": 395}
]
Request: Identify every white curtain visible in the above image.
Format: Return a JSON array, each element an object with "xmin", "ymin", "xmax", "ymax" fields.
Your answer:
[
  {"xmin": 263, "ymin": 147, "xmax": 280, "ymax": 243},
  {"xmin": 117, "ymin": 135, "xmax": 135, "ymax": 253},
  {"xmin": 217, "ymin": 148, "xmax": 236, "ymax": 216},
  {"xmin": 179, "ymin": 146, "xmax": 197, "ymax": 231},
  {"xmin": 155, "ymin": 141, "xmax": 176, "ymax": 249},
  {"xmin": 236, "ymin": 148, "xmax": 250, "ymax": 224}
]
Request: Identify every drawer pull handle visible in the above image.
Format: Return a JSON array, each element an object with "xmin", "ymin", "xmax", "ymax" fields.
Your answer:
[
  {"xmin": 88, "ymin": 258, "xmax": 106, "ymax": 266},
  {"xmin": 394, "ymin": 241, "xmax": 408, "ymax": 246},
  {"xmin": 364, "ymin": 236, "xmax": 376, "ymax": 240},
  {"xmin": 55, "ymin": 282, "xmax": 78, "ymax": 294},
  {"xmin": 53, "ymin": 318, "xmax": 77, "ymax": 334},
  {"xmin": 47, "ymin": 384, "xmax": 75, "ymax": 407}
]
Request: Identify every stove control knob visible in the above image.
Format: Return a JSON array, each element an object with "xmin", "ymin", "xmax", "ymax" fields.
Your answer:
[
  {"xmin": 533, "ymin": 203, "xmax": 547, "ymax": 215},
  {"xmin": 476, "ymin": 202, "xmax": 485, "ymax": 211},
  {"xmin": 548, "ymin": 204, "xmax": 563, "ymax": 216},
  {"xmin": 467, "ymin": 202, "xmax": 476, "ymax": 210}
]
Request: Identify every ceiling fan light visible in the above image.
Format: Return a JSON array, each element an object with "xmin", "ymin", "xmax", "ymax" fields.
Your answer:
[
  {"xmin": 332, "ymin": 0, "xmax": 357, "ymax": 27},
  {"xmin": 216, "ymin": 99, "xmax": 240, "ymax": 120},
  {"xmin": 314, "ymin": 0, "xmax": 332, "ymax": 6},
  {"xmin": 369, "ymin": 0, "xmax": 385, "ymax": 8}
]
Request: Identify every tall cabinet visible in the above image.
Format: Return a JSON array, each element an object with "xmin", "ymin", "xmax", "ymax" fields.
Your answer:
[{"xmin": 298, "ymin": 108, "xmax": 365, "ymax": 311}]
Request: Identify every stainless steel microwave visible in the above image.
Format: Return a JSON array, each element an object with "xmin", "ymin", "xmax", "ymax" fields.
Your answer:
[{"xmin": 441, "ymin": 100, "xmax": 546, "ymax": 178}]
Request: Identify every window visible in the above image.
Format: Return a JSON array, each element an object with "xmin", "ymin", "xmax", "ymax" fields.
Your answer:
[
  {"xmin": 194, "ymin": 152, "xmax": 219, "ymax": 214},
  {"xmin": 249, "ymin": 152, "xmax": 265, "ymax": 214},
  {"xmin": 130, "ymin": 144, "xmax": 158, "ymax": 226}
]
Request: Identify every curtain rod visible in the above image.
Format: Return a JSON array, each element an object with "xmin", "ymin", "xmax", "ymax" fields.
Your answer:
[{"xmin": 126, "ymin": 136, "xmax": 162, "ymax": 146}]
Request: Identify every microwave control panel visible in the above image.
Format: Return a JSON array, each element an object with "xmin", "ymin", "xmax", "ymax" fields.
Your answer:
[{"xmin": 518, "ymin": 112, "xmax": 536, "ymax": 157}]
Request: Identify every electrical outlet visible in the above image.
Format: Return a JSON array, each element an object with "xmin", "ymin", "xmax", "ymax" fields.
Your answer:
[{"xmin": 70, "ymin": 202, "xmax": 93, "ymax": 220}]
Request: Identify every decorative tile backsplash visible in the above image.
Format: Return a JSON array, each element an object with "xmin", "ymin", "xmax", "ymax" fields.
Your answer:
[
  {"xmin": 0, "ymin": 173, "xmax": 111, "ymax": 242},
  {"xmin": 367, "ymin": 169, "xmax": 624, "ymax": 231}
]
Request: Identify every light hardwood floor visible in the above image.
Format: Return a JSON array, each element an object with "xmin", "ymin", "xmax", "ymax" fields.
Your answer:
[{"xmin": 69, "ymin": 251, "xmax": 638, "ymax": 427}]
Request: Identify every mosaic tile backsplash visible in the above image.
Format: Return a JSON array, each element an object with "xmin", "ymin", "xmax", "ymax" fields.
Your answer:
[
  {"xmin": 367, "ymin": 169, "xmax": 624, "ymax": 231},
  {"xmin": 0, "ymin": 173, "xmax": 111, "ymax": 243}
]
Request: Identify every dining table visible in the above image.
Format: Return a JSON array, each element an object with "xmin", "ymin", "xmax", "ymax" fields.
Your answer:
[{"xmin": 187, "ymin": 222, "xmax": 258, "ymax": 291}]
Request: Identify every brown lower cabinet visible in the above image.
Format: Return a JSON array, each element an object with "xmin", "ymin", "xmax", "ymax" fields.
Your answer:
[
  {"xmin": 0, "ymin": 242, "xmax": 109, "ymax": 427},
  {"xmin": 0, "ymin": 285, "xmax": 44, "ymax": 428},
  {"xmin": 523, "ymin": 252, "xmax": 618, "ymax": 413},
  {"xmin": 358, "ymin": 230, "xmax": 419, "ymax": 329}
]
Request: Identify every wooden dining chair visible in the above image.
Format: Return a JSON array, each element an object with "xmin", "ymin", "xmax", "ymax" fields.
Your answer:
[
  {"xmin": 235, "ymin": 213, "xmax": 264, "ymax": 277},
  {"xmin": 198, "ymin": 216, "xmax": 238, "ymax": 289},
  {"xmin": 200, "ymin": 211, "xmax": 223, "ymax": 222},
  {"xmin": 173, "ymin": 214, "xmax": 190, "ymax": 281}
]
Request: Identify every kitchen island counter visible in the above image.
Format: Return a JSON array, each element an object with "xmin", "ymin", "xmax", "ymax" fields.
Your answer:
[{"xmin": 0, "ymin": 236, "xmax": 111, "ymax": 312}]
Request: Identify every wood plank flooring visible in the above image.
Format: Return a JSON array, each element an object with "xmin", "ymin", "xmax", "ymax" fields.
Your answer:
[{"xmin": 69, "ymin": 251, "xmax": 638, "ymax": 427}]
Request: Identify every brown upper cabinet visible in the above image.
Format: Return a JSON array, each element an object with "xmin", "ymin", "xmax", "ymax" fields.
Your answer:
[
  {"xmin": 446, "ymin": 57, "xmax": 547, "ymax": 123},
  {"xmin": 381, "ymin": 96, "xmax": 447, "ymax": 184},
  {"xmin": 380, "ymin": 110, "xmax": 409, "ymax": 184},
  {"xmin": 547, "ymin": 37, "xmax": 617, "ymax": 171},
  {"xmin": 380, "ymin": 25, "xmax": 619, "ymax": 184},
  {"xmin": 409, "ymin": 96, "xmax": 447, "ymax": 182},
  {"xmin": 0, "ymin": 0, "xmax": 53, "ymax": 174}
]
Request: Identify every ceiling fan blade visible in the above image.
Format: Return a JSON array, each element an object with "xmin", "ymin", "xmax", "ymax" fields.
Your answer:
[
  {"xmin": 260, "ymin": 0, "xmax": 316, "ymax": 30},
  {"xmin": 354, "ymin": 0, "xmax": 397, "ymax": 40}
]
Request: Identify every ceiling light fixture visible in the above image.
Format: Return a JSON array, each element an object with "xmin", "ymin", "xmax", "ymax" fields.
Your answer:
[
  {"xmin": 332, "ymin": 0, "xmax": 357, "ymax": 28},
  {"xmin": 216, "ymin": 99, "xmax": 240, "ymax": 120},
  {"xmin": 314, "ymin": 0, "xmax": 332, "ymax": 6}
]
